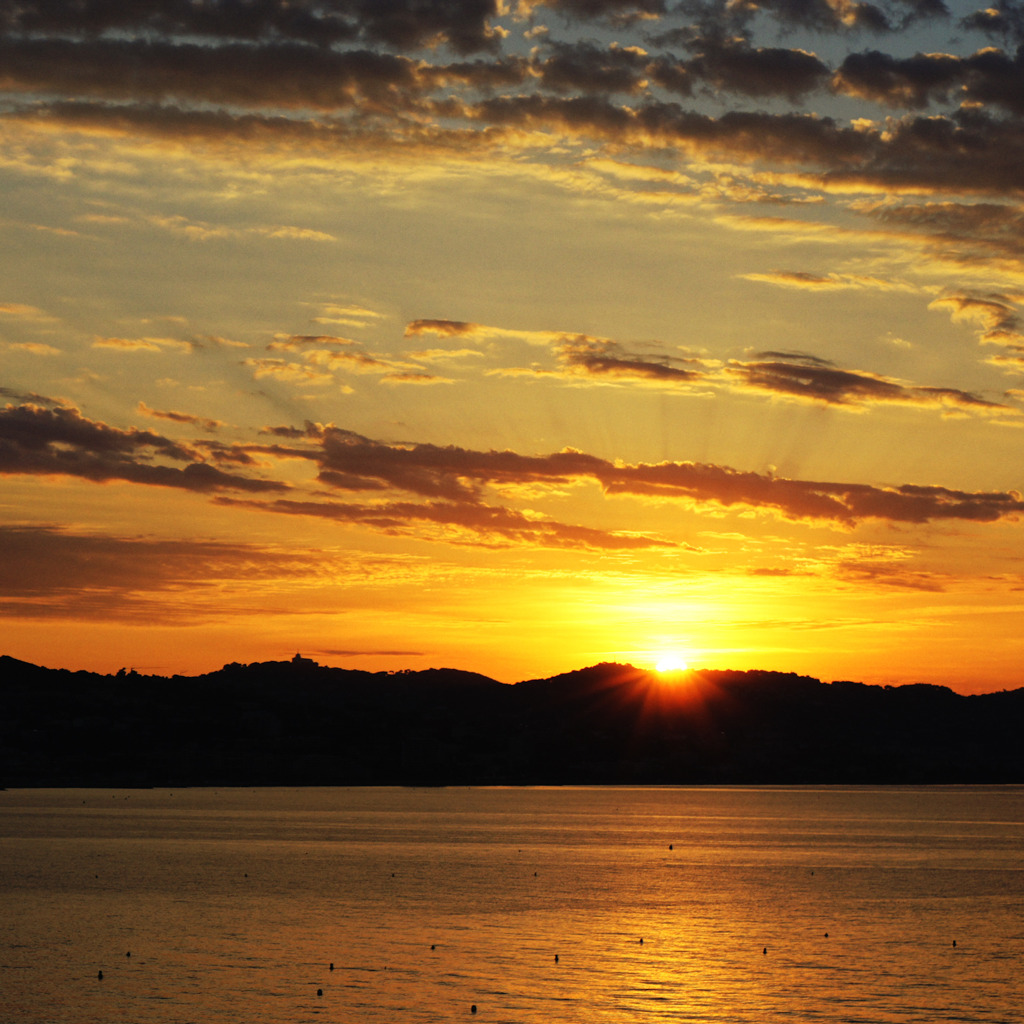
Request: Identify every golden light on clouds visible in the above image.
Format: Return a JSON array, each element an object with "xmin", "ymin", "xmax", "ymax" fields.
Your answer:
[{"xmin": 3, "ymin": 0, "xmax": 1024, "ymax": 691}]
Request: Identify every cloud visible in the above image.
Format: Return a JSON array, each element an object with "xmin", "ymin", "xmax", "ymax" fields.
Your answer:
[
  {"xmin": 7, "ymin": 342, "xmax": 61, "ymax": 355},
  {"xmin": 1, "ymin": 0, "xmax": 1022, "ymax": 211},
  {"xmin": 147, "ymin": 212, "xmax": 336, "ymax": 243},
  {"xmin": 405, "ymin": 319, "xmax": 480, "ymax": 337},
  {"xmin": 268, "ymin": 334, "xmax": 361, "ymax": 350},
  {"xmin": 929, "ymin": 291, "xmax": 1024, "ymax": 349},
  {"xmin": 380, "ymin": 371, "xmax": 456, "ymax": 385},
  {"xmin": 0, "ymin": 38, "xmax": 429, "ymax": 111},
  {"xmin": 203, "ymin": 334, "xmax": 251, "ymax": 349},
  {"xmin": 219, "ymin": 494, "xmax": 674, "ymax": 549},
  {"xmin": 408, "ymin": 347, "xmax": 487, "ymax": 362},
  {"xmin": 0, "ymin": 401, "xmax": 286, "ymax": 492},
  {"xmin": 741, "ymin": 269, "xmax": 922, "ymax": 292},
  {"xmin": 516, "ymin": 0, "xmax": 667, "ymax": 23},
  {"xmin": 0, "ymin": 301, "xmax": 49, "ymax": 319},
  {"xmin": 404, "ymin": 318, "xmax": 554, "ymax": 345},
  {"xmin": 405, "ymin": 320, "xmax": 698, "ymax": 374},
  {"xmin": 686, "ymin": 39, "xmax": 831, "ymax": 101},
  {"xmin": 0, "ymin": 523, "xmax": 351, "ymax": 622},
  {"xmin": 534, "ymin": 41, "xmax": 656, "ymax": 96},
  {"xmin": 724, "ymin": 352, "xmax": 1016, "ymax": 414},
  {"xmin": 262, "ymin": 225, "xmax": 336, "ymax": 241},
  {"xmin": 260, "ymin": 334, "xmax": 450, "ymax": 384},
  {"xmin": 311, "ymin": 303, "xmax": 387, "ymax": 328},
  {"xmin": 961, "ymin": 2, "xmax": 1024, "ymax": 44},
  {"xmin": 8, "ymin": 394, "xmax": 1021, "ymax": 552},
  {"xmin": 830, "ymin": 46, "xmax": 1024, "ymax": 117},
  {"xmin": 707, "ymin": 0, "xmax": 938, "ymax": 33},
  {"xmin": 93, "ymin": 336, "xmax": 193, "ymax": 353},
  {"xmin": 864, "ymin": 200, "xmax": 1024, "ymax": 269},
  {"xmin": 301, "ymin": 426, "xmax": 1024, "ymax": 525},
  {"xmin": 0, "ymin": 0, "xmax": 505, "ymax": 55},
  {"xmin": 137, "ymin": 401, "xmax": 225, "ymax": 433},
  {"xmin": 599, "ymin": 463, "xmax": 1024, "ymax": 524},
  {"xmin": 553, "ymin": 334, "xmax": 710, "ymax": 385},
  {"xmin": 0, "ymin": 386, "xmax": 63, "ymax": 405},
  {"xmin": 14, "ymin": 69, "xmax": 1024, "ymax": 201},
  {"xmin": 833, "ymin": 49, "xmax": 963, "ymax": 108},
  {"xmin": 473, "ymin": 316, "xmax": 1009, "ymax": 416},
  {"xmin": 243, "ymin": 358, "xmax": 339, "ymax": 386}
]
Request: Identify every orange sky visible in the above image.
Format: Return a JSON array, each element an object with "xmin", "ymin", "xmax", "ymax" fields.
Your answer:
[{"xmin": 3, "ymin": 0, "xmax": 1024, "ymax": 691}]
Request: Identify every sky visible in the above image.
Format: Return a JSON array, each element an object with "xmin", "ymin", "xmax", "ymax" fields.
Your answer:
[{"xmin": 3, "ymin": 0, "xmax": 1024, "ymax": 691}]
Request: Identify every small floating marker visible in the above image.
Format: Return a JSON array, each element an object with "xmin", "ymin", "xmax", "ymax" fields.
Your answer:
[
  {"xmin": 317, "ymin": 989, "xmax": 323, "ymax": 997},
  {"xmin": 329, "ymin": 962, "xmax": 334, "ymax": 971},
  {"xmin": 639, "ymin": 938, "xmax": 643, "ymax": 945},
  {"xmin": 98, "ymin": 970, "xmax": 104, "ymax": 980},
  {"xmin": 471, "ymin": 1005, "xmax": 477, "ymax": 1014},
  {"xmin": 126, "ymin": 951, "xmax": 131, "ymax": 958},
  {"xmin": 763, "ymin": 947, "xmax": 768, "ymax": 955},
  {"xmin": 554, "ymin": 954, "xmax": 559, "ymax": 963},
  {"xmin": 431, "ymin": 945, "xmax": 436, "ymax": 951},
  {"xmin": 824, "ymin": 933, "xmax": 829, "ymax": 939},
  {"xmin": 669, "ymin": 844, "xmax": 673, "ymax": 850},
  {"xmin": 953, "ymin": 940, "xmax": 957, "ymax": 948}
]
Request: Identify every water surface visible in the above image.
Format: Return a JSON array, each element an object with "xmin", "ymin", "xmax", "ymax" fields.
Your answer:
[{"xmin": 2, "ymin": 786, "xmax": 1021, "ymax": 1022}]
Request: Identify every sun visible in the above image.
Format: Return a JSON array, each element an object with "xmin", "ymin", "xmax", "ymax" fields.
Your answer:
[{"xmin": 655, "ymin": 654, "xmax": 689, "ymax": 673}]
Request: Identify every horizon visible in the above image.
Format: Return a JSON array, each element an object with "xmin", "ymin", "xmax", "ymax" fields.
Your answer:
[
  {"xmin": 4, "ymin": 1, "xmax": 1024, "ymax": 694},
  {"xmin": 5, "ymin": 650, "xmax": 1019, "ymax": 697}
]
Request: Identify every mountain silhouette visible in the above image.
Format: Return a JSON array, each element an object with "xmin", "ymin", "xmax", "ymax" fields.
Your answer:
[{"xmin": 2, "ymin": 655, "xmax": 1022, "ymax": 786}]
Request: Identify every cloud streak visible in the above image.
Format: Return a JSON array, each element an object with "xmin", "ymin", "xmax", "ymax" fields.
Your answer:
[
  {"xmin": 10, "ymin": 396, "xmax": 1017, "ymax": 556},
  {"xmin": 0, "ymin": 402, "xmax": 286, "ymax": 492},
  {"xmin": 301, "ymin": 426, "xmax": 1024, "ymax": 526},
  {"xmin": 442, "ymin": 316, "xmax": 1017, "ymax": 416},
  {"xmin": 724, "ymin": 353, "xmax": 1016, "ymax": 414}
]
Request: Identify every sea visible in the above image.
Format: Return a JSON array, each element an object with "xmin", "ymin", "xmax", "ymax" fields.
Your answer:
[{"xmin": 1, "ymin": 786, "xmax": 1021, "ymax": 1023}]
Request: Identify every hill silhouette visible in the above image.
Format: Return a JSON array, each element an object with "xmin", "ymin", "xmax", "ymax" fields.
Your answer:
[{"xmin": 2, "ymin": 655, "xmax": 1022, "ymax": 786}]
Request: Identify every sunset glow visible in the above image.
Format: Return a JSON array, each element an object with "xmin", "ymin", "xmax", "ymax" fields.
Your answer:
[
  {"xmin": 655, "ymin": 655, "xmax": 690, "ymax": 674},
  {"xmin": 3, "ymin": 0, "xmax": 1024, "ymax": 692}
]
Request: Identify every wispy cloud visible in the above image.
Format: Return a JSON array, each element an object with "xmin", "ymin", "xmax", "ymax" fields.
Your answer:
[
  {"xmin": 741, "ymin": 270, "xmax": 924, "ymax": 293},
  {"xmin": 137, "ymin": 401, "xmax": 225, "ymax": 433},
  {"xmin": 93, "ymin": 336, "xmax": 194, "ymax": 354}
]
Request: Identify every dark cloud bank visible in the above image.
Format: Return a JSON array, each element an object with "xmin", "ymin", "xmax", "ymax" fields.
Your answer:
[
  {"xmin": 3, "ymin": 401, "xmax": 1023, "ymax": 554},
  {"xmin": 5, "ymin": 0, "xmax": 1024, "ymax": 199}
]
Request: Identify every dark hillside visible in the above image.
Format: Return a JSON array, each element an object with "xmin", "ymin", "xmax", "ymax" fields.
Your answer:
[{"xmin": 2, "ymin": 655, "xmax": 1022, "ymax": 785}]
